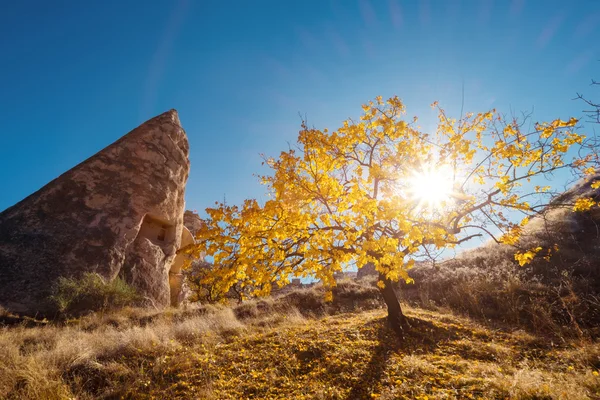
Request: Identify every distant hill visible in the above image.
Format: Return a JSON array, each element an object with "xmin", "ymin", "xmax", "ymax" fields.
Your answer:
[{"xmin": 402, "ymin": 174, "xmax": 600, "ymax": 337}]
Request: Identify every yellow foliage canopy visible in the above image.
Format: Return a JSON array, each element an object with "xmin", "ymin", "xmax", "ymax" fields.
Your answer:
[{"xmin": 186, "ymin": 96, "xmax": 597, "ymax": 298}]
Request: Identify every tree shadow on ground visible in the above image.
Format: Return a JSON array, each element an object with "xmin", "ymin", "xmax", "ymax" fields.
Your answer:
[{"xmin": 344, "ymin": 315, "xmax": 471, "ymax": 399}]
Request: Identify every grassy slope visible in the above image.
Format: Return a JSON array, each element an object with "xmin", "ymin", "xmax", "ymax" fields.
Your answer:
[
  {"xmin": 401, "ymin": 187, "xmax": 600, "ymax": 338},
  {"xmin": 132, "ymin": 308, "xmax": 600, "ymax": 400},
  {"xmin": 2, "ymin": 301, "xmax": 599, "ymax": 399}
]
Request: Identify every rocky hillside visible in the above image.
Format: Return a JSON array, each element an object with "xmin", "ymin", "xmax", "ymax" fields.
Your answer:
[{"xmin": 402, "ymin": 174, "xmax": 600, "ymax": 337}]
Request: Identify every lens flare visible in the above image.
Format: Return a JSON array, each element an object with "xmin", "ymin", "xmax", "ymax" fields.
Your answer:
[{"xmin": 408, "ymin": 165, "xmax": 455, "ymax": 210}]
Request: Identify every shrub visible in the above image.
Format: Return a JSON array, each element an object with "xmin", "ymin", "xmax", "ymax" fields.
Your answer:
[
  {"xmin": 49, "ymin": 273, "xmax": 140, "ymax": 316},
  {"xmin": 276, "ymin": 279, "xmax": 383, "ymax": 317},
  {"xmin": 184, "ymin": 260, "xmax": 251, "ymax": 304}
]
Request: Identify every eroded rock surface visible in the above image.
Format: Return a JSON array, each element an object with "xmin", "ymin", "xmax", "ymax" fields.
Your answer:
[
  {"xmin": 357, "ymin": 262, "xmax": 377, "ymax": 279},
  {"xmin": 0, "ymin": 110, "xmax": 190, "ymax": 315},
  {"xmin": 183, "ymin": 210, "xmax": 203, "ymax": 236}
]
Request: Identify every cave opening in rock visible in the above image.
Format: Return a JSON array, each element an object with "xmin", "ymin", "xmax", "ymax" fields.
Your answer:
[{"xmin": 138, "ymin": 214, "xmax": 176, "ymax": 249}]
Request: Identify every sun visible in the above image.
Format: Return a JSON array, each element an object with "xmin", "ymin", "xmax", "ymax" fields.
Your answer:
[{"xmin": 408, "ymin": 164, "xmax": 455, "ymax": 210}]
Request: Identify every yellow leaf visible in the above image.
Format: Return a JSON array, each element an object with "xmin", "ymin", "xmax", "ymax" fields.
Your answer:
[
  {"xmin": 573, "ymin": 198, "xmax": 596, "ymax": 212},
  {"xmin": 515, "ymin": 247, "xmax": 542, "ymax": 266}
]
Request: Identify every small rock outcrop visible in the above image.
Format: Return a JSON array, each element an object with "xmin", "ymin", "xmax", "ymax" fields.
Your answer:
[
  {"xmin": 0, "ymin": 110, "xmax": 190, "ymax": 315},
  {"xmin": 183, "ymin": 210, "xmax": 203, "ymax": 236},
  {"xmin": 357, "ymin": 262, "xmax": 377, "ymax": 279}
]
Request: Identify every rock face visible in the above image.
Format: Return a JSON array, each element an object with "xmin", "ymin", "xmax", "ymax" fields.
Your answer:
[
  {"xmin": 168, "ymin": 224, "xmax": 195, "ymax": 307},
  {"xmin": 0, "ymin": 110, "xmax": 190, "ymax": 315},
  {"xmin": 166, "ymin": 211, "xmax": 205, "ymax": 307},
  {"xmin": 357, "ymin": 262, "xmax": 377, "ymax": 279},
  {"xmin": 183, "ymin": 210, "xmax": 203, "ymax": 236}
]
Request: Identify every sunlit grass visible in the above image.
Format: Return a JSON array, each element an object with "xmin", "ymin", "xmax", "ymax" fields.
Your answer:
[{"xmin": 1, "ymin": 297, "xmax": 598, "ymax": 399}]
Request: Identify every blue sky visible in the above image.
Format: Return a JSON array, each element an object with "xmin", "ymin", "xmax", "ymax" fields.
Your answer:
[{"xmin": 1, "ymin": 0, "xmax": 599, "ymax": 215}]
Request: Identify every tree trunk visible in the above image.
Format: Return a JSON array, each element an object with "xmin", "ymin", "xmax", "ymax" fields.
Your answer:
[{"xmin": 378, "ymin": 272, "xmax": 410, "ymax": 337}]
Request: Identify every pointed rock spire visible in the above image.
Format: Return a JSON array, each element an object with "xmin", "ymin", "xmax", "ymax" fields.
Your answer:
[{"xmin": 0, "ymin": 110, "xmax": 191, "ymax": 315}]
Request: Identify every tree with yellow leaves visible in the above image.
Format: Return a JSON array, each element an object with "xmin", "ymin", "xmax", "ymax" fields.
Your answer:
[{"xmin": 185, "ymin": 96, "xmax": 598, "ymax": 335}]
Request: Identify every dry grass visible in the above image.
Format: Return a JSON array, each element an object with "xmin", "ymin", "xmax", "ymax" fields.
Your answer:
[
  {"xmin": 1, "ymin": 288, "xmax": 599, "ymax": 399},
  {"xmin": 0, "ymin": 280, "xmax": 381, "ymax": 399},
  {"xmin": 402, "ymin": 239, "xmax": 600, "ymax": 338},
  {"xmin": 0, "ymin": 305, "xmax": 248, "ymax": 399}
]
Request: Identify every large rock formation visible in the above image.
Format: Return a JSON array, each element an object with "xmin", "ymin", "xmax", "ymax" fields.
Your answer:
[{"xmin": 0, "ymin": 110, "xmax": 190, "ymax": 315}]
